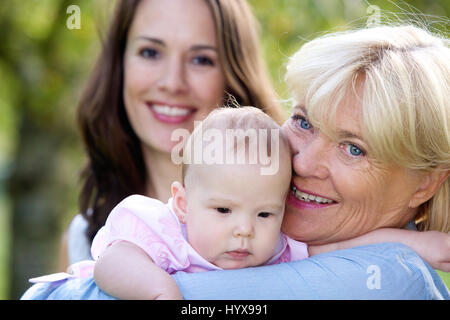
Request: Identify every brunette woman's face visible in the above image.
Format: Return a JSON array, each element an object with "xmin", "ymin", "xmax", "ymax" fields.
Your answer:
[{"xmin": 123, "ymin": 0, "xmax": 226, "ymax": 155}]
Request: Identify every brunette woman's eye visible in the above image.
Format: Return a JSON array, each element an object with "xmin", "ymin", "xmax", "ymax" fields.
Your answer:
[
  {"xmin": 139, "ymin": 48, "xmax": 159, "ymax": 59},
  {"xmin": 291, "ymin": 114, "xmax": 312, "ymax": 130},
  {"xmin": 192, "ymin": 55, "xmax": 214, "ymax": 66},
  {"xmin": 216, "ymin": 207, "xmax": 231, "ymax": 214}
]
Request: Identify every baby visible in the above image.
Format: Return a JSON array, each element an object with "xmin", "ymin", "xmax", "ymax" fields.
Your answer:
[
  {"xmin": 89, "ymin": 107, "xmax": 450, "ymax": 299},
  {"xmin": 91, "ymin": 107, "xmax": 302, "ymax": 299}
]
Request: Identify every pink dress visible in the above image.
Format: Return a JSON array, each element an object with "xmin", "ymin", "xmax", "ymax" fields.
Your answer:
[{"xmin": 90, "ymin": 195, "xmax": 308, "ymax": 273}]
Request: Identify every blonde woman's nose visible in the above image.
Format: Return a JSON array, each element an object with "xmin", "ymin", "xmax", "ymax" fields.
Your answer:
[{"xmin": 293, "ymin": 135, "xmax": 330, "ymax": 180}]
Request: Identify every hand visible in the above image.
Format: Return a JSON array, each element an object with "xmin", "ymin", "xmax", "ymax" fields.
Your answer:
[{"xmin": 415, "ymin": 231, "xmax": 450, "ymax": 272}]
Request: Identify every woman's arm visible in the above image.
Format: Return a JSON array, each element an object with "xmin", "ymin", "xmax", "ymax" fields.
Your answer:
[
  {"xmin": 21, "ymin": 242, "xmax": 449, "ymax": 300},
  {"xmin": 59, "ymin": 214, "xmax": 93, "ymax": 270},
  {"xmin": 94, "ymin": 241, "xmax": 182, "ymax": 300},
  {"xmin": 57, "ymin": 229, "xmax": 70, "ymax": 272},
  {"xmin": 308, "ymin": 229, "xmax": 450, "ymax": 272},
  {"xmin": 172, "ymin": 243, "xmax": 449, "ymax": 299}
]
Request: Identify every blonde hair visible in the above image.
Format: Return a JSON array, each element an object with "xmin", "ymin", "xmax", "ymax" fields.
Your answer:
[
  {"xmin": 181, "ymin": 106, "xmax": 290, "ymax": 184},
  {"xmin": 285, "ymin": 25, "xmax": 450, "ymax": 232}
]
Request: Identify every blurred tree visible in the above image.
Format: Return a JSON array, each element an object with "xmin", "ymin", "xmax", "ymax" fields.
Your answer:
[
  {"xmin": 249, "ymin": 0, "xmax": 449, "ymax": 100},
  {"xmin": 0, "ymin": 0, "xmax": 95, "ymax": 298}
]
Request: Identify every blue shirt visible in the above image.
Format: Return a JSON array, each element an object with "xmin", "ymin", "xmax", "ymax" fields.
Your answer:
[{"xmin": 21, "ymin": 243, "xmax": 449, "ymax": 300}]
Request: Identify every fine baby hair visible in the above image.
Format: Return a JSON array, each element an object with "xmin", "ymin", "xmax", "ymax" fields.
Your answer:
[{"xmin": 181, "ymin": 106, "xmax": 292, "ymax": 183}]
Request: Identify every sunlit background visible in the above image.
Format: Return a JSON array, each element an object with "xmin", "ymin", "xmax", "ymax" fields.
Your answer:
[{"xmin": 0, "ymin": 0, "xmax": 448, "ymax": 299}]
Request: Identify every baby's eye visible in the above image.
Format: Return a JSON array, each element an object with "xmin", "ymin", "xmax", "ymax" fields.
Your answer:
[
  {"xmin": 343, "ymin": 143, "xmax": 365, "ymax": 157},
  {"xmin": 258, "ymin": 212, "xmax": 271, "ymax": 218},
  {"xmin": 216, "ymin": 207, "xmax": 231, "ymax": 214}
]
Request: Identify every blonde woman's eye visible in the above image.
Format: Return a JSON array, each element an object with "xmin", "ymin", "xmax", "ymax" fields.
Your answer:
[
  {"xmin": 291, "ymin": 114, "xmax": 312, "ymax": 130},
  {"xmin": 216, "ymin": 207, "xmax": 230, "ymax": 214},
  {"xmin": 345, "ymin": 143, "xmax": 365, "ymax": 157}
]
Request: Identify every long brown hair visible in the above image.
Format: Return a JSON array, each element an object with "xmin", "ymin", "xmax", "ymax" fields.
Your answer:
[{"xmin": 77, "ymin": 0, "xmax": 286, "ymax": 242}]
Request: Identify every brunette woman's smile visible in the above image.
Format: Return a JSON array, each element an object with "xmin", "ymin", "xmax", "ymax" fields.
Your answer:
[{"xmin": 146, "ymin": 101, "xmax": 196, "ymax": 124}]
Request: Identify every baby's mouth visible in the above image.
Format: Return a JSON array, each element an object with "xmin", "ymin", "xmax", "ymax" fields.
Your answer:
[{"xmin": 226, "ymin": 249, "xmax": 251, "ymax": 259}]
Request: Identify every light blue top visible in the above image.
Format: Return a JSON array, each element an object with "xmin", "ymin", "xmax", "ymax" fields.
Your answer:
[{"xmin": 21, "ymin": 243, "xmax": 449, "ymax": 300}]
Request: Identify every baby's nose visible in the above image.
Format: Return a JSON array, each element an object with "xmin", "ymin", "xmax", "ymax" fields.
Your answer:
[{"xmin": 233, "ymin": 222, "xmax": 254, "ymax": 238}]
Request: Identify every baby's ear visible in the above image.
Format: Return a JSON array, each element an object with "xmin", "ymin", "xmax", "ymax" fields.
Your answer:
[{"xmin": 171, "ymin": 181, "xmax": 187, "ymax": 224}]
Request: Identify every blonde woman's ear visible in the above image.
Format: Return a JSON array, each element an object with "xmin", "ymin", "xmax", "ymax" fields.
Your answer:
[
  {"xmin": 409, "ymin": 170, "xmax": 450, "ymax": 208},
  {"xmin": 171, "ymin": 181, "xmax": 188, "ymax": 224}
]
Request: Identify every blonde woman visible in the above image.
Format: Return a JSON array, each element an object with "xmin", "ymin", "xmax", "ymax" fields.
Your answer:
[{"xmin": 26, "ymin": 24, "xmax": 449, "ymax": 299}]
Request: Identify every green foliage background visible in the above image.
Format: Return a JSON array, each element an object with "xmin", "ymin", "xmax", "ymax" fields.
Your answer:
[{"xmin": 0, "ymin": 0, "xmax": 448, "ymax": 299}]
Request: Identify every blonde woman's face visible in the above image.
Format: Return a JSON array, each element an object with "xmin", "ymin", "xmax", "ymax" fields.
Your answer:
[
  {"xmin": 281, "ymin": 98, "xmax": 424, "ymax": 245},
  {"xmin": 123, "ymin": 0, "xmax": 225, "ymax": 155}
]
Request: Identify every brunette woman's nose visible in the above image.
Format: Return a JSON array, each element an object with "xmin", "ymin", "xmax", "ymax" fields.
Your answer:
[{"xmin": 157, "ymin": 57, "xmax": 188, "ymax": 93}]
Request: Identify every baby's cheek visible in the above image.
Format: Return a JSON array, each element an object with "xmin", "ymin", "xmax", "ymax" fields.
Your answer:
[
  {"xmin": 188, "ymin": 228, "xmax": 220, "ymax": 259},
  {"xmin": 260, "ymin": 229, "xmax": 281, "ymax": 261}
]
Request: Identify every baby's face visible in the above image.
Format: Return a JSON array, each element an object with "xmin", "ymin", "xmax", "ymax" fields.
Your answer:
[{"xmin": 183, "ymin": 159, "xmax": 292, "ymax": 269}]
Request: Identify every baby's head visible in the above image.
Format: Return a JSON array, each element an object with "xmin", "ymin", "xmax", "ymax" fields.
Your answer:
[{"xmin": 171, "ymin": 107, "xmax": 292, "ymax": 269}]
